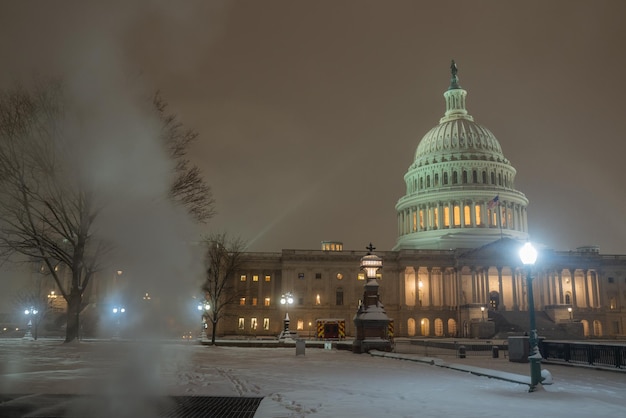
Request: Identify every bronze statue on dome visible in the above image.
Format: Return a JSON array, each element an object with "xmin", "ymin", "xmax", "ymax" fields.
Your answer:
[{"xmin": 449, "ymin": 59, "xmax": 460, "ymax": 89}]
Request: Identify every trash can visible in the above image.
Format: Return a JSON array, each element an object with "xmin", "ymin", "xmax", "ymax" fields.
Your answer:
[
  {"xmin": 458, "ymin": 345, "xmax": 466, "ymax": 359},
  {"xmin": 296, "ymin": 339, "xmax": 305, "ymax": 356},
  {"xmin": 492, "ymin": 346, "xmax": 499, "ymax": 358}
]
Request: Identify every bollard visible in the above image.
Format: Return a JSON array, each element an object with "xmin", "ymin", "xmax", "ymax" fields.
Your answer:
[
  {"xmin": 492, "ymin": 346, "xmax": 499, "ymax": 358},
  {"xmin": 458, "ymin": 345, "xmax": 466, "ymax": 359},
  {"xmin": 296, "ymin": 339, "xmax": 305, "ymax": 356}
]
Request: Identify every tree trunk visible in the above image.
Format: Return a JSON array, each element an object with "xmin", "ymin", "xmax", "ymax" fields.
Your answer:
[
  {"xmin": 211, "ymin": 318, "xmax": 218, "ymax": 345},
  {"xmin": 64, "ymin": 290, "xmax": 82, "ymax": 343}
]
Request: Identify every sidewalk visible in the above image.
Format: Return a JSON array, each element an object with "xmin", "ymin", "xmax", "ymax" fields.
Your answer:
[{"xmin": 370, "ymin": 349, "xmax": 626, "ymax": 389}]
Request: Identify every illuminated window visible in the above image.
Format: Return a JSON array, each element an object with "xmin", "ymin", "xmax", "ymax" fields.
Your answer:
[
  {"xmin": 263, "ymin": 318, "xmax": 270, "ymax": 330},
  {"xmin": 434, "ymin": 318, "xmax": 444, "ymax": 337},
  {"xmin": 239, "ymin": 297, "xmax": 246, "ymax": 306},
  {"xmin": 238, "ymin": 318, "xmax": 245, "ymax": 330},
  {"xmin": 475, "ymin": 205, "xmax": 482, "ymax": 226},
  {"xmin": 264, "ymin": 297, "xmax": 271, "ymax": 306},
  {"xmin": 358, "ymin": 273, "xmax": 365, "ymax": 281},
  {"xmin": 412, "ymin": 211, "xmax": 417, "ymax": 231},
  {"xmin": 419, "ymin": 210, "xmax": 424, "ymax": 229},
  {"xmin": 251, "ymin": 318, "xmax": 257, "ymax": 330},
  {"xmin": 315, "ymin": 294, "xmax": 321, "ymax": 305},
  {"xmin": 265, "ymin": 275, "xmax": 271, "ymax": 282},
  {"xmin": 240, "ymin": 275, "xmax": 247, "ymax": 282},
  {"xmin": 464, "ymin": 205, "xmax": 471, "ymax": 226},
  {"xmin": 297, "ymin": 320, "xmax": 304, "ymax": 330},
  {"xmin": 444, "ymin": 206, "xmax": 450, "ymax": 227},
  {"xmin": 453, "ymin": 205, "xmax": 461, "ymax": 226},
  {"xmin": 252, "ymin": 275, "xmax": 259, "ymax": 282},
  {"xmin": 252, "ymin": 297, "xmax": 257, "ymax": 306}
]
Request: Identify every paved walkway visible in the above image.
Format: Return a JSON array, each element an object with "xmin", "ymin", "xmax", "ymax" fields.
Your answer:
[{"xmin": 371, "ymin": 348, "xmax": 626, "ymax": 390}]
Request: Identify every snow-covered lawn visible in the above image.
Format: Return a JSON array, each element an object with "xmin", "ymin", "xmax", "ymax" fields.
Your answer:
[{"xmin": 1, "ymin": 339, "xmax": 625, "ymax": 417}]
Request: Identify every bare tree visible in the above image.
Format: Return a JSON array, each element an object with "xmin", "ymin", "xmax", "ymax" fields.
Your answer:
[
  {"xmin": 201, "ymin": 233, "xmax": 246, "ymax": 344},
  {"xmin": 0, "ymin": 81, "xmax": 109, "ymax": 342},
  {"xmin": 154, "ymin": 93, "xmax": 216, "ymax": 224},
  {"xmin": 0, "ymin": 81, "xmax": 215, "ymax": 343}
]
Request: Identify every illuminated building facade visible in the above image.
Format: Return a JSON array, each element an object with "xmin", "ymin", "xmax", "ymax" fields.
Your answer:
[{"xmin": 219, "ymin": 64, "xmax": 626, "ymax": 339}]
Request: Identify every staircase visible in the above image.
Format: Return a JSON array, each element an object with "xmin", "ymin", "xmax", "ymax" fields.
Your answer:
[{"xmin": 489, "ymin": 310, "xmax": 580, "ymax": 340}]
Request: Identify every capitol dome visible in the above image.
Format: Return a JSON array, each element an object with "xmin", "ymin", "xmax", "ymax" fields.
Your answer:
[{"xmin": 394, "ymin": 61, "xmax": 529, "ymax": 250}]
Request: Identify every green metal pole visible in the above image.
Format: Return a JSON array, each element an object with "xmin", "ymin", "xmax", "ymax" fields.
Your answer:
[{"xmin": 527, "ymin": 269, "xmax": 542, "ymax": 391}]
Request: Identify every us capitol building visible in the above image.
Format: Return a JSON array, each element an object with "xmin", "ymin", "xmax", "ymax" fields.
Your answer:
[{"xmin": 220, "ymin": 63, "xmax": 626, "ymax": 340}]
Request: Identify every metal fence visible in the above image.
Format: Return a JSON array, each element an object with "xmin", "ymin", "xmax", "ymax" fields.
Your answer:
[
  {"xmin": 394, "ymin": 339, "xmax": 507, "ymax": 358},
  {"xmin": 542, "ymin": 341, "xmax": 626, "ymax": 369}
]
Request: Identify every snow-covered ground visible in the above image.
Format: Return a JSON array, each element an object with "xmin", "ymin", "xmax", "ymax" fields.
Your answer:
[{"xmin": 1, "ymin": 338, "xmax": 625, "ymax": 417}]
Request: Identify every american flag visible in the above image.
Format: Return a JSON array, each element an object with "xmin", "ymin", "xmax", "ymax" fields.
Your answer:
[{"xmin": 487, "ymin": 195, "xmax": 499, "ymax": 209}]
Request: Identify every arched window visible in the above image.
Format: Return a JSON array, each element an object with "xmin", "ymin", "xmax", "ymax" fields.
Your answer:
[
  {"xmin": 420, "ymin": 318, "xmax": 430, "ymax": 336},
  {"xmin": 453, "ymin": 205, "xmax": 461, "ymax": 226},
  {"xmin": 407, "ymin": 318, "xmax": 416, "ymax": 337},
  {"xmin": 565, "ymin": 292, "xmax": 571, "ymax": 305},
  {"xmin": 452, "ymin": 172, "xmax": 458, "ymax": 184},
  {"xmin": 447, "ymin": 319, "xmax": 457, "ymax": 337},
  {"xmin": 434, "ymin": 173, "xmax": 439, "ymax": 186},
  {"xmin": 434, "ymin": 318, "xmax": 444, "ymax": 337},
  {"xmin": 489, "ymin": 291, "xmax": 499, "ymax": 310},
  {"xmin": 444, "ymin": 206, "xmax": 450, "ymax": 227},
  {"xmin": 464, "ymin": 205, "xmax": 471, "ymax": 226}
]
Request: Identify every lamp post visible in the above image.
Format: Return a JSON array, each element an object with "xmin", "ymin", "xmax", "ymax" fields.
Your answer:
[
  {"xmin": 352, "ymin": 243, "xmax": 392, "ymax": 354},
  {"xmin": 480, "ymin": 306, "xmax": 485, "ymax": 321},
  {"xmin": 568, "ymin": 307, "xmax": 573, "ymax": 321},
  {"xmin": 279, "ymin": 292, "xmax": 295, "ymax": 340},
  {"xmin": 197, "ymin": 300, "xmax": 211, "ymax": 341},
  {"xmin": 519, "ymin": 241, "xmax": 542, "ymax": 392},
  {"xmin": 112, "ymin": 306, "xmax": 125, "ymax": 340},
  {"xmin": 23, "ymin": 307, "xmax": 39, "ymax": 340}
]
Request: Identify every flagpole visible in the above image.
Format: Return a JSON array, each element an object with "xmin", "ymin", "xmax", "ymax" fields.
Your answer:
[{"xmin": 498, "ymin": 202, "xmax": 503, "ymax": 239}]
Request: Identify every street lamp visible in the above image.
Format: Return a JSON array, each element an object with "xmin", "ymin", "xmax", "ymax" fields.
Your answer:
[
  {"xmin": 480, "ymin": 306, "xmax": 485, "ymax": 321},
  {"xmin": 279, "ymin": 292, "xmax": 295, "ymax": 340},
  {"xmin": 23, "ymin": 307, "xmax": 39, "ymax": 340},
  {"xmin": 112, "ymin": 306, "xmax": 125, "ymax": 339},
  {"xmin": 568, "ymin": 307, "xmax": 573, "ymax": 321},
  {"xmin": 519, "ymin": 241, "xmax": 542, "ymax": 392},
  {"xmin": 197, "ymin": 300, "xmax": 211, "ymax": 341}
]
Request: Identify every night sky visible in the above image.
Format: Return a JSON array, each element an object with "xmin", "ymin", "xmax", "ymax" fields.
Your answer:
[{"xmin": 2, "ymin": 1, "xmax": 626, "ymax": 254}]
